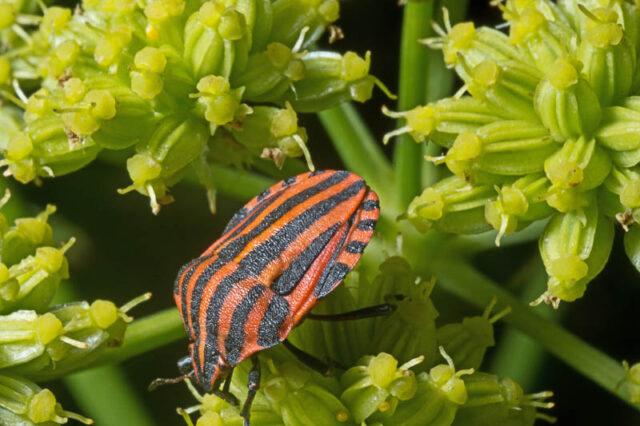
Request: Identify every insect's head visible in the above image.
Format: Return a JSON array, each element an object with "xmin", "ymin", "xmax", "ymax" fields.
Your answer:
[{"xmin": 187, "ymin": 343, "xmax": 229, "ymax": 392}]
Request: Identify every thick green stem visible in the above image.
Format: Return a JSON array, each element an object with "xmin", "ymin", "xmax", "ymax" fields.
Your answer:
[
  {"xmin": 65, "ymin": 367, "xmax": 154, "ymax": 426},
  {"xmin": 489, "ymin": 257, "xmax": 558, "ymax": 389},
  {"xmin": 433, "ymin": 258, "xmax": 637, "ymax": 409},
  {"xmin": 318, "ymin": 103, "xmax": 396, "ymax": 209},
  {"xmin": 394, "ymin": 0, "xmax": 435, "ymax": 206}
]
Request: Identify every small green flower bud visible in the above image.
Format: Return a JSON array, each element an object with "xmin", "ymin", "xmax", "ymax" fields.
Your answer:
[
  {"xmin": 286, "ymin": 51, "xmax": 386, "ymax": 112},
  {"xmin": 232, "ymin": 42, "xmax": 305, "ymax": 102},
  {"xmin": 85, "ymin": 90, "xmax": 117, "ymax": 120},
  {"xmin": 534, "ymin": 58, "xmax": 602, "ymax": 140},
  {"xmin": 127, "ymin": 153, "xmax": 162, "ymax": 184},
  {"xmin": 270, "ymin": 0, "xmax": 339, "ymax": 48},
  {"xmin": 62, "ymin": 89, "xmax": 117, "ymax": 137},
  {"xmin": 134, "ymin": 47, "xmax": 167, "ymax": 74},
  {"xmin": 72, "ymin": 77, "xmax": 154, "ymax": 150},
  {"xmin": 454, "ymin": 372, "xmax": 555, "ymax": 426},
  {"xmin": 40, "ymin": 7, "xmax": 72, "ymax": 35},
  {"xmin": 437, "ymin": 298, "xmax": 510, "ymax": 370},
  {"xmin": 1, "ymin": 238, "xmax": 73, "ymax": 313},
  {"xmin": 25, "ymin": 89, "xmax": 54, "ymax": 123},
  {"xmin": 578, "ymin": 7, "xmax": 635, "ymax": 105},
  {"xmin": 63, "ymin": 78, "xmax": 87, "ymax": 104},
  {"xmin": 380, "ymin": 348, "xmax": 472, "ymax": 425},
  {"xmin": 428, "ymin": 18, "xmax": 525, "ymax": 71},
  {"xmin": 545, "ymin": 187, "xmax": 590, "ymax": 213},
  {"xmin": 383, "ymin": 97, "xmax": 505, "ymax": 146},
  {"xmin": 230, "ymin": 104, "xmax": 314, "ymax": 170},
  {"xmin": 218, "ymin": 9, "xmax": 245, "ymax": 41},
  {"xmin": 144, "ymin": 0, "xmax": 185, "ymax": 23},
  {"xmin": 407, "ymin": 176, "xmax": 495, "ymax": 234},
  {"xmin": 544, "ymin": 137, "xmax": 612, "ymax": 192},
  {"xmin": 184, "ymin": 3, "xmax": 225, "ymax": 79},
  {"xmin": 25, "ymin": 116, "xmax": 101, "ymax": 178},
  {"xmin": 93, "ymin": 30, "xmax": 132, "ymax": 68},
  {"xmin": 39, "ymin": 40, "xmax": 81, "ymax": 79},
  {"xmin": 130, "ymin": 71, "xmax": 164, "ymax": 100},
  {"xmin": 1, "ymin": 204, "xmax": 55, "ymax": 266},
  {"xmin": 340, "ymin": 353, "xmax": 423, "ymax": 423},
  {"xmin": 605, "ymin": 167, "xmax": 640, "ymax": 213},
  {"xmin": 0, "ymin": 310, "xmax": 64, "ymax": 368},
  {"xmin": 89, "ymin": 299, "xmax": 119, "ymax": 329},
  {"xmin": 596, "ymin": 98, "xmax": 640, "ymax": 152},
  {"xmin": 507, "ymin": 5, "xmax": 575, "ymax": 72},
  {"xmin": 130, "ymin": 47, "xmax": 167, "ymax": 100},
  {"xmin": 0, "ymin": 3, "xmax": 16, "ymax": 30},
  {"xmin": 6, "ymin": 132, "xmax": 33, "ymax": 161},
  {"xmin": 193, "ymin": 75, "xmax": 244, "ymax": 126},
  {"xmin": 0, "ymin": 373, "xmax": 92, "ymax": 425},
  {"xmin": 463, "ymin": 59, "xmax": 540, "ymax": 122},
  {"xmin": 621, "ymin": 361, "xmax": 640, "ymax": 404},
  {"xmin": 119, "ymin": 116, "xmax": 208, "ymax": 213},
  {"xmin": 538, "ymin": 202, "xmax": 615, "ymax": 305},
  {"xmin": 485, "ymin": 174, "xmax": 553, "ymax": 245}
]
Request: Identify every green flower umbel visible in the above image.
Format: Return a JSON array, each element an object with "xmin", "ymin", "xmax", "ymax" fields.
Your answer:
[
  {"xmin": 387, "ymin": 0, "xmax": 640, "ymax": 306},
  {"xmin": 0, "ymin": 0, "xmax": 389, "ymax": 214}
]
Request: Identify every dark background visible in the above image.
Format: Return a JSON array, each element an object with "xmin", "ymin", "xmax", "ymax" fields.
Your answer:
[{"xmin": 18, "ymin": 0, "xmax": 640, "ymax": 424}]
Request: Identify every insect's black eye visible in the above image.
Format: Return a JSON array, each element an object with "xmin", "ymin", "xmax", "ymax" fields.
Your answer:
[{"xmin": 177, "ymin": 355, "xmax": 193, "ymax": 375}]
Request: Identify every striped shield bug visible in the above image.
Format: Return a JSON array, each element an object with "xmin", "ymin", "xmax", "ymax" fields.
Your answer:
[{"xmin": 154, "ymin": 170, "xmax": 386, "ymax": 425}]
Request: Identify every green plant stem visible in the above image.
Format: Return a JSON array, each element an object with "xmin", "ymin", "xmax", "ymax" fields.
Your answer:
[
  {"xmin": 65, "ymin": 367, "xmax": 154, "ymax": 426},
  {"xmin": 54, "ymin": 285, "xmax": 154, "ymax": 425},
  {"xmin": 93, "ymin": 308, "xmax": 185, "ymax": 366},
  {"xmin": 489, "ymin": 257, "xmax": 557, "ymax": 389},
  {"xmin": 394, "ymin": 0, "xmax": 435, "ymax": 207},
  {"xmin": 432, "ymin": 257, "xmax": 637, "ymax": 409},
  {"xmin": 318, "ymin": 103, "xmax": 396, "ymax": 209}
]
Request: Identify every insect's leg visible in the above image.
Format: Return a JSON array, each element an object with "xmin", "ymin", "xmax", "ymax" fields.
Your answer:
[
  {"xmin": 241, "ymin": 357, "xmax": 261, "ymax": 426},
  {"xmin": 222, "ymin": 368, "xmax": 234, "ymax": 394},
  {"xmin": 282, "ymin": 339, "xmax": 333, "ymax": 375},
  {"xmin": 147, "ymin": 375, "xmax": 187, "ymax": 391},
  {"xmin": 306, "ymin": 303, "xmax": 396, "ymax": 321},
  {"xmin": 212, "ymin": 386, "xmax": 239, "ymax": 407}
]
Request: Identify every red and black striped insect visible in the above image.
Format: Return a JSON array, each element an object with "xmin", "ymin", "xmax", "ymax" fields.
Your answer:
[{"xmin": 157, "ymin": 170, "xmax": 386, "ymax": 425}]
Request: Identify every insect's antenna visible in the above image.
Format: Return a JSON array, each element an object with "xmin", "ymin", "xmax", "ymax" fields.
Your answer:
[{"xmin": 148, "ymin": 375, "xmax": 188, "ymax": 391}]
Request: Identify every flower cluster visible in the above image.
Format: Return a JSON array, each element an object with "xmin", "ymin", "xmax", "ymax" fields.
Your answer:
[
  {"xmin": 178, "ymin": 257, "xmax": 554, "ymax": 426},
  {"xmin": 0, "ymin": 0, "xmax": 388, "ymax": 213},
  {"xmin": 0, "ymin": 191, "xmax": 149, "ymax": 424},
  {"xmin": 387, "ymin": 0, "xmax": 640, "ymax": 306}
]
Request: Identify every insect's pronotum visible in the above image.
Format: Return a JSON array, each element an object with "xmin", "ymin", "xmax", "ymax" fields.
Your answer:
[{"xmin": 156, "ymin": 170, "xmax": 387, "ymax": 425}]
